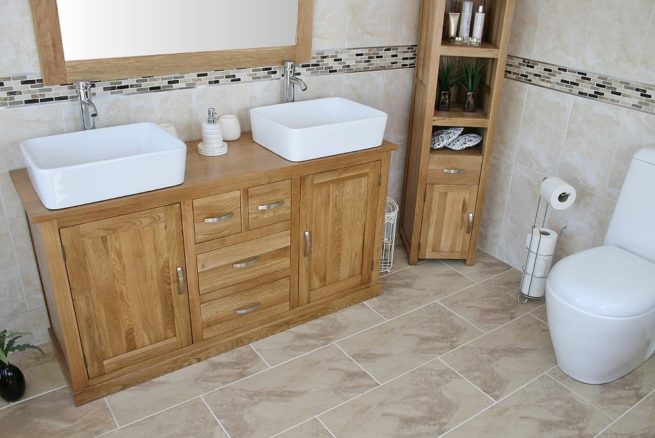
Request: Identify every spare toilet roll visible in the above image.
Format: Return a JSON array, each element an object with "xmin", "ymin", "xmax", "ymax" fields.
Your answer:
[
  {"xmin": 525, "ymin": 227, "xmax": 558, "ymax": 256},
  {"xmin": 540, "ymin": 177, "xmax": 576, "ymax": 210},
  {"xmin": 522, "ymin": 227, "xmax": 559, "ymax": 298}
]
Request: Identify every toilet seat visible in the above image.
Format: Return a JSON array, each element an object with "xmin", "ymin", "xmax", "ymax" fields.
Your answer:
[{"xmin": 548, "ymin": 245, "xmax": 655, "ymax": 318}]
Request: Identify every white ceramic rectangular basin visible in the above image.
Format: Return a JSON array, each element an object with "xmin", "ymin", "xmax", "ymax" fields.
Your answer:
[
  {"xmin": 20, "ymin": 122, "xmax": 186, "ymax": 210},
  {"xmin": 250, "ymin": 97, "xmax": 388, "ymax": 162}
]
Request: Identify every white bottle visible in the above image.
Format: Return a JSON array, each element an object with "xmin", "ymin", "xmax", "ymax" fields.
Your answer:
[
  {"xmin": 459, "ymin": 1, "xmax": 473, "ymax": 39},
  {"xmin": 472, "ymin": 5, "xmax": 485, "ymax": 45},
  {"xmin": 200, "ymin": 108, "xmax": 227, "ymax": 156}
]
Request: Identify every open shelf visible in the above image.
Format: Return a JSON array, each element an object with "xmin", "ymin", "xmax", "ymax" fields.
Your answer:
[
  {"xmin": 440, "ymin": 41, "xmax": 500, "ymax": 58},
  {"xmin": 429, "ymin": 145, "xmax": 482, "ymax": 157},
  {"xmin": 433, "ymin": 108, "xmax": 489, "ymax": 128}
]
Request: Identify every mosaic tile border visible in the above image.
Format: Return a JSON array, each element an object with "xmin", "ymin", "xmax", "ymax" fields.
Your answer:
[
  {"xmin": 505, "ymin": 55, "xmax": 655, "ymax": 115},
  {"xmin": 0, "ymin": 46, "xmax": 416, "ymax": 108}
]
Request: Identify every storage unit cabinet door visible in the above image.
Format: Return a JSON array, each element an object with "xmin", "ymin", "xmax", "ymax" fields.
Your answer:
[
  {"xmin": 60, "ymin": 205, "xmax": 192, "ymax": 380},
  {"xmin": 300, "ymin": 162, "xmax": 381, "ymax": 304},
  {"xmin": 419, "ymin": 185, "xmax": 478, "ymax": 259}
]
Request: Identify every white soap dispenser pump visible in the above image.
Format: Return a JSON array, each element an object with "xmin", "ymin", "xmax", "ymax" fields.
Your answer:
[{"xmin": 199, "ymin": 107, "xmax": 227, "ymax": 156}]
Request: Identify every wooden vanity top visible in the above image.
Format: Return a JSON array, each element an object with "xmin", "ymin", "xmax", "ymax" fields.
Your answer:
[{"xmin": 11, "ymin": 133, "xmax": 395, "ymax": 226}]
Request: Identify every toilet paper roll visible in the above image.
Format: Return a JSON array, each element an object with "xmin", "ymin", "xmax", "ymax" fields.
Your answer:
[
  {"xmin": 523, "ymin": 253, "xmax": 553, "ymax": 277},
  {"xmin": 526, "ymin": 227, "xmax": 558, "ymax": 256},
  {"xmin": 540, "ymin": 177, "xmax": 576, "ymax": 210},
  {"xmin": 520, "ymin": 274, "xmax": 546, "ymax": 298}
]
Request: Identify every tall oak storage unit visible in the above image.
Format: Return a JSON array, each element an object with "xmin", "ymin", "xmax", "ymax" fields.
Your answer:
[{"xmin": 400, "ymin": 0, "xmax": 516, "ymax": 265}]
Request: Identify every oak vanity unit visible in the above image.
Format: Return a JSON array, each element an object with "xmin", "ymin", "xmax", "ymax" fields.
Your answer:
[{"xmin": 10, "ymin": 135, "xmax": 394, "ymax": 405}]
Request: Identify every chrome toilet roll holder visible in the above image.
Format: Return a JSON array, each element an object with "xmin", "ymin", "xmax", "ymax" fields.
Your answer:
[{"xmin": 518, "ymin": 187, "xmax": 570, "ymax": 304}]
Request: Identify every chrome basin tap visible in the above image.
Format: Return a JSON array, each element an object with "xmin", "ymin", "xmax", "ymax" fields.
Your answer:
[
  {"xmin": 76, "ymin": 81, "xmax": 98, "ymax": 130},
  {"xmin": 283, "ymin": 61, "xmax": 307, "ymax": 103}
]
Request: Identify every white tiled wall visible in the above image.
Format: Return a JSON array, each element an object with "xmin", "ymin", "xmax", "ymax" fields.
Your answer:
[
  {"xmin": 0, "ymin": 0, "xmax": 419, "ymax": 343},
  {"xmin": 480, "ymin": 0, "xmax": 655, "ymax": 269}
]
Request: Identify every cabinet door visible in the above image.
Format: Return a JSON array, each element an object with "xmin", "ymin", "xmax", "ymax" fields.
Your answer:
[
  {"xmin": 419, "ymin": 185, "xmax": 478, "ymax": 259},
  {"xmin": 299, "ymin": 162, "xmax": 381, "ymax": 304},
  {"xmin": 60, "ymin": 205, "xmax": 192, "ymax": 380}
]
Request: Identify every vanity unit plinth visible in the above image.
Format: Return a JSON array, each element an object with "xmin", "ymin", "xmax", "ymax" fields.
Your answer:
[{"xmin": 10, "ymin": 135, "xmax": 393, "ymax": 405}]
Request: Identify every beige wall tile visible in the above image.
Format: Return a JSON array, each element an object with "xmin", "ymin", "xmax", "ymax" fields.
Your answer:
[
  {"xmin": 343, "ymin": 71, "xmax": 386, "ymax": 110},
  {"xmin": 387, "ymin": 0, "xmax": 421, "ymax": 46},
  {"xmin": 0, "ymin": 0, "xmax": 40, "ymax": 75},
  {"xmin": 492, "ymin": 79, "xmax": 527, "ymax": 163},
  {"xmin": 296, "ymin": 74, "xmax": 344, "ymax": 101},
  {"xmin": 638, "ymin": 12, "xmax": 655, "ymax": 84},
  {"xmin": 507, "ymin": 0, "xmax": 542, "ymax": 58},
  {"xmin": 387, "ymin": 142, "xmax": 407, "ymax": 203},
  {"xmin": 8, "ymin": 217, "xmax": 44, "ymax": 310},
  {"xmin": 346, "ymin": 0, "xmax": 391, "ymax": 48},
  {"xmin": 477, "ymin": 157, "xmax": 512, "ymax": 255},
  {"xmin": 312, "ymin": 0, "xmax": 348, "ymax": 50},
  {"xmin": 130, "ymin": 88, "xmax": 195, "ymax": 141},
  {"xmin": 383, "ymin": 68, "xmax": 415, "ymax": 145},
  {"xmin": 92, "ymin": 95, "xmax": 134, "ymax": 129}
]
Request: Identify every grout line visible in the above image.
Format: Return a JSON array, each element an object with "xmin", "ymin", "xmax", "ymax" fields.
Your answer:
[
  {"xmin": 438, "ymin": 358, "xmax": 496, "ymax": 404},
  {"xmin": 362, "ymin": 300, "xmax": 388, "ymax": 321},
  {"xmin": 201, "ymin": 395, "xmax": 233, "ymax": 438},
  {"xmin": 269, "ymin": 418, "xmax": 316, "ymax": 437},
  {"xmin": 316, "ymin": 416, "xmax": 338, "ymax": 438},
  {"xmin": 437, "ymin": 260, "xmax": 479, "ymax": 283},
  {"xmin": 528, "ymin": 311, "xmax": 548, "ymax": 326},
  {"xmin": 104, "ymin": 398, "xmax": 120, "ymax": 429},
  {"xmin": 553, "ymin": 90, "xmax": 576, "ymax": 177},
  {"xmin": 436, "ymin": 301, "xmax": 487, "ymax": 334},
  {"xmin": 334, "ymin": 343, "xmax": 382, "ymax": 386},
  {"xmin": 593, "ymin": 388, "xmax": 655, "ymax": 438},
  {"xmin": 248, "ymin": 343, "xmax": 272, "ymax": 368},
  {"xmin": 436, "ymin": 266, "xmax": 517, "ymax": 304},
  {"xmin": 544, "ymin": 373, "xmax": 615, "ymax": 421},
  {"xmin": 0, "ymin": 384, "xmax": 67, "ymax": 410}
]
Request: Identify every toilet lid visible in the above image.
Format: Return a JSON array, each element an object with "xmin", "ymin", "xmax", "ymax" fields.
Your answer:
[{"xmin": 547, "ymin": 245, "xmax": 655, "ymax": 317}]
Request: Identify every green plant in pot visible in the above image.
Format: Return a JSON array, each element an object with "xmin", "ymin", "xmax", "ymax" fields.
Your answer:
[
  {"xmin": 437, "ymin": 59, "xmax": 460, "ymax": 111},
  {"xmin": 0, "ymin": 330, "xmax": 43, "ymax": 402},
  {"xmin": 461, "ymin": 59, "xmax": 486, "ymax": 112}
]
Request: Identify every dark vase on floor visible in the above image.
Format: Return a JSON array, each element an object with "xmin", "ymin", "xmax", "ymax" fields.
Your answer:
[
  {"xmin": 463, "ymin": 91, "xmax": 477, "ymax": 112},
  {"xmin": 437, "ymin": 90, "xmax": 451, "ymax": 111},
  {"xmin": 0, "ymin": 363, "xmax": 26, "ymax": 402}
]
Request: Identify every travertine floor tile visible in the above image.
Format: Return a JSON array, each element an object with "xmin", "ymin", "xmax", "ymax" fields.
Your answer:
[
  {"xmin": 338, "ymin": 303, "xmax": 482, "ymax": 383},
  {"xmin": 445, "ymin": 375, "xmax": 611, "ymax": 437},
  {"xmin": 276, "ymin": 418, "xmax": 333, "ymax": 438},
  {"xmin": 549, "ymin": 356, "xmax": 655, "ymax": 418},
  {"xmin": 104, "ymin": 398, "xmax": 227, "ymax": 438},
  {"xmin": 368, "ymin": 262, "xmax": 474, "ymax": 318},
  {"xmin": 0, "ymin": 387, "xmax": 115, "ymax": 438},
  {"xmin": 386, "ymin": 239, "xmax": 412, "ymax": 274},
  {"xmin": 444, "ymin": 250, "xmax": 511, "ymax": 282},
  {"xmin": 203, "ymin": 345, "xmax": 377, "ymax": 438},
  {"xmin": 320, "ymin": 360, "xmax": 492, "ymax": 437},
  {"xmin": 0, "ymin": 342, "xmax": 66, "ymax": 408},
  {"xmin": 440, "ymin": 270, "xmax": 541, "ymax": 331},
  {"xmin": 107, "ymin": 345, "xmax": 267, "ymax": 425},
  {"xmin": 251, "ymin": 303, "xmax": 383, "ymax": 366},
  {"xmin": 531, "ymin": 304, "xmax": 548, "ymax": 323},
  {"xmin": 599, "ymin": 391, "xmax": 655, "ymax": 437},
  {"xmin": 442, "ymin": 315, "xmax": 556, "ymax": 400}
]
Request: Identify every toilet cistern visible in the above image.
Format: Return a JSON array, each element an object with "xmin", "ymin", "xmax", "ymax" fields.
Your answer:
[
  {"xmin": 283, "ymin": 61, "xmax": 307, "ymax": 103},
  {"xmin": 76, "ymin": 81, "xmax": 98, "ymax": 130}
]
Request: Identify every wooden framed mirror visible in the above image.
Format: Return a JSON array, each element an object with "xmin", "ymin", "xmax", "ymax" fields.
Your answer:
[{"xmin": 31, "ymin": 0, "xmax": 313, "ymax": 85}]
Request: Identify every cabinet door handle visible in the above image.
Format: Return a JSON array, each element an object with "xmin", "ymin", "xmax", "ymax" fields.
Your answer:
[
  {"xmin": 257, "ymin": 200, "xmax": 284, "ymax": 211},
  {"xmin": 466, "ymin": 213, "xmax": 474, "ymax": 234},
  {"xmin": 232, "ymin": 256, "xmax": 260, "ymax": 269},
  {"xmin": 176, "ymin": 266, "xmax": 186, "ymax": 295},
  {"xmin": 203, "ymin": 212, "xmax": 234, "ymax": 223},
  {"xmin": 304, "ymin": 230, "xmax": 311, "ymax": 257},
  {"xmin": 234, "ymin": 303, "xmax": 261, "ymax": 315},
  {"xmin": 443, "ymin": 168, "xmax": 466, "ymax": 174}
]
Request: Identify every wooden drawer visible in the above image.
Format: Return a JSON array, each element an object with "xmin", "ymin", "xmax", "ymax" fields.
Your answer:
[
  {"xmin": 427, "ymin": 152, "xmax": 482, "ymax": 185},
  {"xmin": 247, "ymin": 180, "xmax": 291, "ymax": 229},
  {"xmin": 193, "ymin": 190, "xmax": 242, "ymax": 243},
  {"xmin": 197, "ymin": 231, "xmax": 291, "ymax": 296},
  {"xmin": 201, "ymin": 277, "xmax": 290, "ymax": 339}
]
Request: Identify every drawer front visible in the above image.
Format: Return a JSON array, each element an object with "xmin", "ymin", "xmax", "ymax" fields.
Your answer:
[
  {"xmin": 197, "ymin": 231, "xmax": 291, "ymax": 295},
  {"xmin": 248, "ymin": 180, "xmax": 292, "ymax": 229},
  {"xmin": 427, "ymin": 154, "xmax": 482, "ymax": 185},
  {"xmin": 193, "ymin": 190, "xmax": 242, "ymax": 243},
  {"xmin": 201, "ymin": 277, "xmax": 290, "ymax": 339}
]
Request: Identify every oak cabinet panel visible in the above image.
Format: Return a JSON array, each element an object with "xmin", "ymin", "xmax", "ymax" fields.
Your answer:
[
  {"xmin": 247, "ymin": 179, "xmax": 292, "ymax": 229},
  {"xmin": 193, "ymin": 190, "xmax": 242, "ymax": 243},
  {"xmin": 59, "ymin": 204, "xmax": 192, "ymax": 379}
]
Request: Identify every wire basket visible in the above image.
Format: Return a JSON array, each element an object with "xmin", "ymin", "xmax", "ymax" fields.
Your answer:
[{"xmin": 380, "ymin": 198, "xmax": 399, "ymax": 273}]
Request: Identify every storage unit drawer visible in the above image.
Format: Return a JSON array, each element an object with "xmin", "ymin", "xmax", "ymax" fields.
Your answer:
[
  {"xmin": 201, "ymin": 277, "xmax": 290, "ymax": 339},
  {"xmin": 197, "ymin": 231, "xmax": 291, "ymax": 295},
  {"xmin": 427, "ymin": 153, "xmax": 482, "ymax": 185},
  {"xmin": 193, "ymin": 190, "xmax": 242, "ymax": 243},
  {"xmin": 248, "ymin": 180, "xmax": 291, "ymax": 229}
]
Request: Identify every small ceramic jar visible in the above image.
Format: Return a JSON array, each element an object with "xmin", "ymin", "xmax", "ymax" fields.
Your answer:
[{"xmin": 219, "ymin": 115, "xmax": 241, "ymax": 141}]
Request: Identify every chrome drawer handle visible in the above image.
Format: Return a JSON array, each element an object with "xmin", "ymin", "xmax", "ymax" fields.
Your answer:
[
  {"xmin": 466, "ymin": 212, "xmax": 474, "ymax": 234},
  {"xmin": 235, "ymin": 303, "xmax": 261, "ymax": 315},
  {"xmin": 257, "ymin": 200, "xmax": 284, "ymax": 211},
  {"xmin": 232, "ymin": 256, "xmax": 260, "ymax": 269},
  {"xmin": 204, "ymin": 212, "xmax": 234, "ymax": 223},
  {"xmin": 443, "ymin": 168, "xmax": 466, "ymax": 174},
  {"xmin": 176, "ymin": 266, "xmax": 186, "ymax": 295}
]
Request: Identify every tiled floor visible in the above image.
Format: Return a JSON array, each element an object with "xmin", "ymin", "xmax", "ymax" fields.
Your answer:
[{"xmin": 1, "ymin": 247, "xmax": 654, "ymax": 437}]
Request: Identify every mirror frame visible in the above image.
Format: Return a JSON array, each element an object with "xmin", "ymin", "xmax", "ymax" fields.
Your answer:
[{"xmin": 31, "ymin": 0, "xmax": 313, "ymax": 85}]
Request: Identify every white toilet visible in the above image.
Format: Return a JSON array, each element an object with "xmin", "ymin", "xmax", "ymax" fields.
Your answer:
[{"xmin": 546, "ymin": 147, "xmax": 655, "ymax": 384}]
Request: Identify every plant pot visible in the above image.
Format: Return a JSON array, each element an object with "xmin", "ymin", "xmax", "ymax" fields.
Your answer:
[
  {"xmin": 0, "ymin": 363, "xmax": 26, "ymax": 402},
  {"xmin": 437, "ymin": 90, "xmax": 451, "ymax": 111},
  {"xmin": 463, "ymin": 91, "xmax": 477, "ymax": 112}
]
